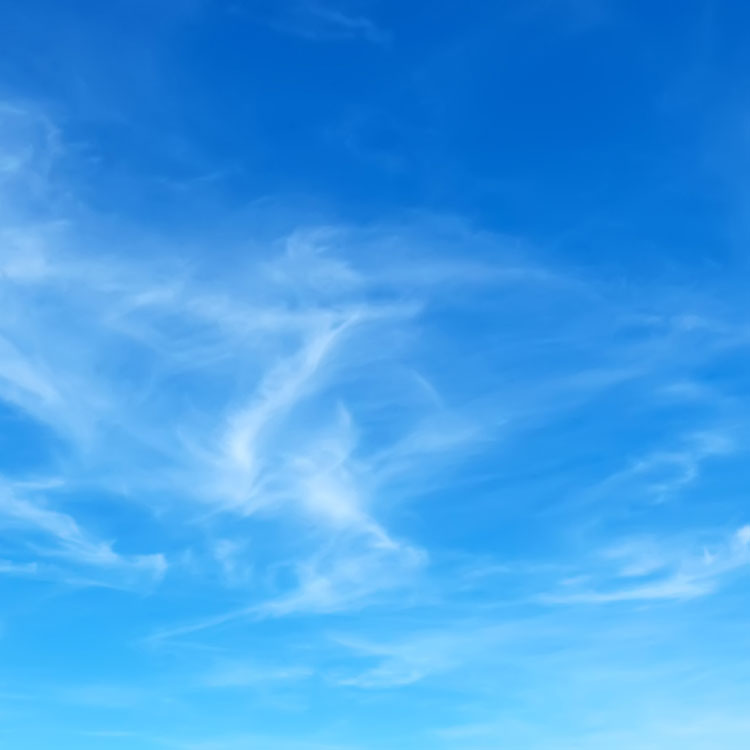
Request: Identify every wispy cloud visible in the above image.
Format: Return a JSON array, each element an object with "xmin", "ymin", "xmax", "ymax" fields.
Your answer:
[
  {"xmin": 0, "ymin": 480, "xmax": 167, "ymax": 588},
  {"xmin": 333, "ymin": 630, "xmax": 468, "ymax": 688},
  {"xmin": 2, "ymin": 101, "xmax": 747, "ymax": 629},
  {"xmin": 5, "ymin": 100, "xmax": 750, "ymax": 750},
  {"xmin": 594, "ymin": 428, "xmax": 735, "ymax": 505},
  {"xmin": 200, "ymin": 661, "xmax": 313, "ymax": 689},
  {"xmin": 260, "ymin": 2, "xmax": 391, "ymax": 45},
  {"xmin": 543, "ymin": 525, "xmax": 750, "ymax": 604}
]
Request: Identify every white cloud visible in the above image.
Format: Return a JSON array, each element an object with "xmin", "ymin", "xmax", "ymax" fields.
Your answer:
[
  {"xmin": 209, "ymin": 316, "xmax": 358, "ymax": 512},
  {"xmin": 0, "ymin": 480, "xmax": 166, "ymax": 587},
  {"xmin": 4, "ymin": 99, "xmax": 750, "ymax": 669},
  {"xmin": 544, "ymin": 526, "xmax": 750, "ymax": 604},
  {"xmin": 201, "ymin": 662, "xmax": 312, "ymax": 689},
  {"xmin": 259, "ymin": 1, "xmax": 391, "ymax": 45},
  {"xmin": 0, "ymin": 559, "xmax": 39, "ymax": 576}
]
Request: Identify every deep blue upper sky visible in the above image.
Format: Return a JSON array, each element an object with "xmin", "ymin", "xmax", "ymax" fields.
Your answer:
[
  {"xmin": 2, "ymin": 2, "xmax": 750, "ymax": 749},
  {"xmin": 3, "ymin": 0, "xmax": 748, "ymax": 246}
]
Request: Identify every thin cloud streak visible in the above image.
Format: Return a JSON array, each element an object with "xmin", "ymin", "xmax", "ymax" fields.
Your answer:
[{"xmin": 543, "ymin": 526, "xmax": 750, "ymax": 604}]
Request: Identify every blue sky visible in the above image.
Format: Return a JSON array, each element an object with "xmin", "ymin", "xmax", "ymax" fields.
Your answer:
[{"xmin": 2, "ymin": 1, "xmax": 750, "ymax": 748}]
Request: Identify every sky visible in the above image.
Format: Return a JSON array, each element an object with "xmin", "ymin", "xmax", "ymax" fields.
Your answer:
[{"xmin": 2, "ymin": 1, "xmax": 750, "ymax": 748}]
